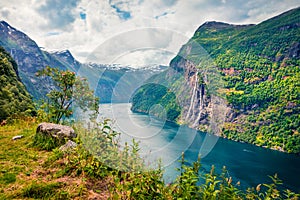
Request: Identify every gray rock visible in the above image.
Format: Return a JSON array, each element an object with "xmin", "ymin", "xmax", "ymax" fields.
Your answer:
[
  {"xmin": 59, "ymin": 140, "xmax": 77, "ymax": 152},
  {"xmin": 12, "ymin": 135, "xmax": 23, "ymax": 140},
  {"xmin": 36, "ymin": 122, "xmax": 76, "ymax": 139}
]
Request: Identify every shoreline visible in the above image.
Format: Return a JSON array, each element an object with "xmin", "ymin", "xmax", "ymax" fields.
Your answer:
[{"xmin": 130, "ymin": 106, "xmax": 300, "ymax": 156}]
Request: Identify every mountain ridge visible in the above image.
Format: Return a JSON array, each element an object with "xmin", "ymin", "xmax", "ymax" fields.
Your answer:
[{"xmin": 0, "ymin": 21, "xmax": 80, "ymax": 98}]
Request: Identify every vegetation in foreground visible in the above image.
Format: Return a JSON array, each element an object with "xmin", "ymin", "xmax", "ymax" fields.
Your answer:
[{"xmin": 0, "ymin": 118, "xmax": 299, "ymax": 199}]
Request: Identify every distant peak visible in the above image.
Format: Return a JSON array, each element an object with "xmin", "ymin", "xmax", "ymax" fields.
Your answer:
[
  {"xmin": 201, "ymin": 21, "xmax": 231, "ymax": 28},
  {"xmin": 0, "ymin": 20, "xmax": 8, "ymax": 25},
  {"xmin": 204, "ymin": 21, "xmax": 230, "ymax": 25},
  {"xmin": 0, "ymin": 21, "xmax": 24, "ymax": 35},
  {"xmin": 50, "ymin": 49, "xmax": 73, "ymax": 57},
  {"xmin": 0, "ymin": 21, "xmax": 14, "ymax": 28},
  {"xmin": 54, "ymin": 49, "xmax": 70, "ymax": 54}
]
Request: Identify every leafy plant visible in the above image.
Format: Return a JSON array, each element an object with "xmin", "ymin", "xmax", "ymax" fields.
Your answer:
[
  {"xmin": 36, "ymin": 66, "xmax": 99, "ymax": 124},
  {"xmin": 1, "ymin": 118, "xmax": 299, "ymax": 199}
]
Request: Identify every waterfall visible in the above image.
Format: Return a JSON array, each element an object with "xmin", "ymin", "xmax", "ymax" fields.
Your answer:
[
  {"xmin": 193, "ymin": 84, "xmax": 204, "ymax": 127},
  {"xmin": 191, "ymin": 72, "xmax": 198, "ymax": 119},
  {"xmin": 185, "ymin": 71, "xmax": 198, "ymax": 121},
  {"xmin": 192, "ymin": 74, "xmax": 207, "ymax": 127},
  {"xmin": 184, "ymin": 69, "xmax": 208, "ymax": 128}
]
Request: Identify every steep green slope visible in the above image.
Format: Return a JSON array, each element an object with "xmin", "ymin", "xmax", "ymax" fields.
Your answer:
[
  {"xmin": 131, "ymin": 7, "xmax": 300, "ymax": 153},
  {"xmin": 0, "ymin": 46, "xmax": 35, "ymax": 121}
]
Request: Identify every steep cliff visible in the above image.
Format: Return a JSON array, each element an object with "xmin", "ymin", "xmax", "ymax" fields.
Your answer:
[
  {"xmin": 0, "ymin": 46, "xmax": 35, "ymax": 121},
  {"xmin": 131, "ymin": 7, "xmax": 300, "ymax": 153}
]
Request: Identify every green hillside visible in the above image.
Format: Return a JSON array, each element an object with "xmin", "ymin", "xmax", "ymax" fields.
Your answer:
[
  {"xmin": 131, "ymin": 7, "xmax": 300, "ymax": 153},
  {"xmin": 0, "ymin": 46, "xmax": 35, "ymax": 121}
]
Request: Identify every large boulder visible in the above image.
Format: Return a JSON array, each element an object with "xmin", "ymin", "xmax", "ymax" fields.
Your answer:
[{"xmin": 36, "ymin": 122, "xmax": 76, "ymax": 140}]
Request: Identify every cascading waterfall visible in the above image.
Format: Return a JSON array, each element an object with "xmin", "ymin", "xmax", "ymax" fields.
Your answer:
[
  {"xmin": 185, "ymin": 71, "xmax": 198, "ymax": 121},
  {"xmin": 185, "ymin": 70, "xmax": 206, "ymax": 128},
  {"xmin": 193, "ymin": 83, "xmax": 204, "ymax": 127}
]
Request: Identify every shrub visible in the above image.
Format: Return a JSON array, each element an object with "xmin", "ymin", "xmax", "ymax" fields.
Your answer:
[{"xmin": 32, "ymin": 132, "xmax": 64, "ymax": 151}]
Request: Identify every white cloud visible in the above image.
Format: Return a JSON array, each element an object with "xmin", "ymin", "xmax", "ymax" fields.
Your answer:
[
  {"xmin": 0, "ymin": 0, "xmax": 299, "ymax": 66},
  {"xmin": 84, "ymin": 27, "xmax": 189, "ymax": 66}
]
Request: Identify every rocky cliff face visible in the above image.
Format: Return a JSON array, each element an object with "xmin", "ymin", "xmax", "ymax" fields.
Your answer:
[
  {"xmin": 167, "ymin": 54, "xmax": 229, "ymax": 134},
  {"xmin": 169, "ymin": 57, "xmax": 211, "ymax": 129}
]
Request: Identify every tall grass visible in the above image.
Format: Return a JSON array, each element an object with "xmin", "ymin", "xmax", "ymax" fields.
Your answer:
[{"xmin": 62, "ymin": 120, "xmax": 300, "ymax": 199}]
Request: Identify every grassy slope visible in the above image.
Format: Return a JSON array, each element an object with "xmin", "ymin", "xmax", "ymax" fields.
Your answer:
[{"xmin": 0, "ymin": 119, "xmax": 110, "ymax": 199}]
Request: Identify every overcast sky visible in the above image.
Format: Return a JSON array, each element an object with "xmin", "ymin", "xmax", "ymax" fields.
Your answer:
[{"xmin": 1, "ymin": 0, "xmax": 299, "ymax": 67}]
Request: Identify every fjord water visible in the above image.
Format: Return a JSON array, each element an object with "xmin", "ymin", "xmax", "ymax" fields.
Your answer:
[{"xmin": 98, "ymin": 103, "xmax": 300, "ymax": 191}]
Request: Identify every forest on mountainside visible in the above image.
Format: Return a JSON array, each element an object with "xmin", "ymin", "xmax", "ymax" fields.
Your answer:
[
  {"xmin": 0, "ymin": 46, "xmax": 35, "ymax": 121},
  {"xmin": 131, "ymin": 7, "xmax": 300, "ymax": 153}
]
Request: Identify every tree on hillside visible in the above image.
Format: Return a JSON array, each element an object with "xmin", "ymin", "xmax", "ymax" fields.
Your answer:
[{"xmin": 36, "ymin": 66, "xmax": 99, "ymax": 123}]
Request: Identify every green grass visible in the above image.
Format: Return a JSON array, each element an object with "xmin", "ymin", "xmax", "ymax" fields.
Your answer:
[
  {"xmin": 0, "ymin": 173, "xmax": 16, "ymax": 184},
  {"xmin": 32, "ymin": 132, "xmax": 63, "ymax": 151},
  {"xmin": 21, "ymin": 182, "xmax": 64, "ymax": 199},
  {"xmin": 0, "ymin": 118, "xmax": 89, "ymax": 199}
]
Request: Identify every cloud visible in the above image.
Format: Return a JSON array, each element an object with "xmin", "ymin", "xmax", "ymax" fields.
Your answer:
[
  {"xmin": 0, "ymin": 1, "xmax": 47, "ymax": 42},
  {"xmin": 0, "ymin": 0, "xmax": 299, "ymax": 66},
  {"xmin": 46, "ymin": 32, "xmax": 61, "ymax": 36},
  {"xmin": 0, "ymin": 8, "xmax": 10, "ymax": 18},
  {"xmin": 109, "ymin": 0, "xmax": 132, "ymax": 20},
  {"xmin": 85, "ymin": 28, "xmax": 179, "ymax": 64},
  {"xmin": 155, "ymin": 11, "xmax": 175, "ymax": 19},
  {"xmin": 162, "ymin": 0, "xmax": 178, "ymax": 6},
  {"xmin": 37, "ymin": 0, "xmax": 81, "ymax": 30}
]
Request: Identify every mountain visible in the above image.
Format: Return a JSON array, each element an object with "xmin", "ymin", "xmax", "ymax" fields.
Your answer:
[
  {"xmin": 0, "ymin": 21, "xmax": 80, "ymax": 99},
  {"xmin": 50, "ymin": 50, "xmax": 81, "ymax": 70},
  {"xmin": 131, "ymin": 7, "xmax": 300, "ymax": 153},
  {"xmin": 0, "ymin": 46, "xmax": 35, "ymax": 121},
  {"xmin": 79, "ymin": 63, "xmax": 167, "ymax": 103},
  {"xmin": 0, "ymin": 21, "xmax": 167, "ymax": 103}
]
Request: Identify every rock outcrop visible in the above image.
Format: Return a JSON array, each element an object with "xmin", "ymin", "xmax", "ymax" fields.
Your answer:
[
  {"xmin": 59, "ymin": 140, "xmax": 77, "ymax": 152},
  {"xmin": 36, "ymin": 122, "xmax": 76, "ymax": 140}
]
